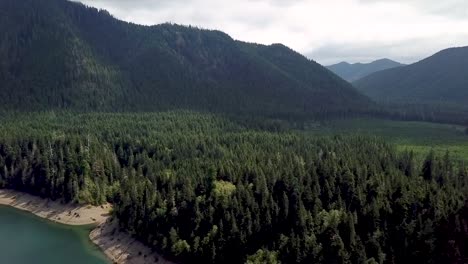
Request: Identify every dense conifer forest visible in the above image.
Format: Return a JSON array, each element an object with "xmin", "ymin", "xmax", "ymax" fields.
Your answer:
[
  {"xmin": 1, "ymin": 0, "xmax": 467, "ymax": 125},
  {"xmin": 0, "ymin": 112, "xmax": 467, "ymax": 263},
  {"xmin": 0, "ymin": 0, "xmax": 370, "ymax": 117},
  {"xmin": 1, "ymin": 1, "xmax": 468, "ymax": 263},
  {"xmin": 354, "ymin": 47, "xmax": 468, "ymax": 111}
]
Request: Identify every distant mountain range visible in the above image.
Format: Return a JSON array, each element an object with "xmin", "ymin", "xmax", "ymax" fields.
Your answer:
[
  {"xmin": 0, "ymin": 0, "xmax": 371, "ymax": 116},
  {"xmin": 327, "ymin": 59, "xmax": 405, "ymax": 82},
  {"xmin": 353, "ymin": 47, "xmax": 468, "ymax": 109}
]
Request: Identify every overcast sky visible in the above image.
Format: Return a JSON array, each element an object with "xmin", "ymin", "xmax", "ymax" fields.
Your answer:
[{"xmin": 77, "ymin": 0, "xmax": 468, "ymax": 65}]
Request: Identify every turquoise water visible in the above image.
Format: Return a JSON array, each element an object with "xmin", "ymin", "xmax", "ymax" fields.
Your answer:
[{"xmin": 0, "ymin": 205, "xmax": 109, "ymax": 264}]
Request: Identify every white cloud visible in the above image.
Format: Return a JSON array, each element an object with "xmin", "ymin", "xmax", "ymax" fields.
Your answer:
[{"xmin": 76, "ymin": 0, "xmax": 468, "ymax": 65}]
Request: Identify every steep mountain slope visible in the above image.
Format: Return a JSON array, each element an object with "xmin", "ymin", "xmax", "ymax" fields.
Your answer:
[
  {"xmin": 0, "ymin": 0, "xmax": 371, "ymax": 116},
  {"xmin": 327, "ymin": 59, "xmax": 405, "ymax": 82},
  {"xmin": 0, "ymin": 0, "xmax": 126, "ymax": 110},
  {"xmin": 353, "ymin": 47, "xmax": 468, "ymax": 108}
]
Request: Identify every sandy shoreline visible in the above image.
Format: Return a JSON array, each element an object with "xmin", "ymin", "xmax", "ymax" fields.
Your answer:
[
  {"xmin": 0, "ymin": 189, "xmax": 111, "ymax": 225},
  {"xmin": 90, "ymin": 219, "xmax": 173, "ymax": 264},
  {"xmin": 0, "ymin": 189, "xmax": 172, "ymax": 264}
]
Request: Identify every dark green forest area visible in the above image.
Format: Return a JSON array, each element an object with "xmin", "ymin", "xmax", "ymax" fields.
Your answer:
[
  {"xmin": 354, "ymin": 47, "xmax": 468, "ymax": 109},
  {"xmin": 1, "ymin": 1, "xmax": 468, "ymax": 263},
  {"xmin": 0, "ymin": 112, "xmax": 467, "ymax": 263},
  {"xmin": 0, "ymin": 0, "xmax": 370, "ymax": 117},
  {"xmin": 2, "ymin": 0, "xmax": 468, "ymax": 126}
]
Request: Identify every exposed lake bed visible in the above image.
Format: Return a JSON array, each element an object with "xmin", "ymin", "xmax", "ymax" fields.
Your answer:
[{"xmin": 0, "ymin": 189, "xmax": 170, "ymax": 264}]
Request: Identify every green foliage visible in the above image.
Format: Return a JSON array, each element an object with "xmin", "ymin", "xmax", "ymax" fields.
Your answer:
[
  {"xmin": 312, "ymin": 118, "xmax": 468, "ymax": 160},
  {"xmin": 318, "ymin": 209, "xmax": 344, "ymax": 231},
  {"xmin": 0, "ymin": 0, "xmax": 370, "ymax": 118},
  {"xmin": 0, "ymin": 2, "xmax": 466, "ymax": 263},
  {"xmin": 354, "ymin": 47, "xmax": 468, "ymax": 111},
  {"xmin": 0, "ymin": 112, "xmax": 467, "ymax": 263},
  {"xmin": 246, "ymin": 249, "xmax": 280, "ymax": 264},
  {"xmin": 213, "ymin": 180, "xmax": 236, "ymax": 199},
  {"xmin": 172, "ymin": 240, "xmax": 191, "ymax": 257}
]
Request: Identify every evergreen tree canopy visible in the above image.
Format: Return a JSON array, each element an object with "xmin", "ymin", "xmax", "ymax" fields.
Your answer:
[
  {"xmin": 354, "ymin": 47, "xmax": 468, "ymax": 110},
  {"xmin": 0, "ymin": 0, "xmax": 370, "ymax": 117},
  {"xmin": 0, "ymin": 112, "xmax": 466, "ymax": 263}
]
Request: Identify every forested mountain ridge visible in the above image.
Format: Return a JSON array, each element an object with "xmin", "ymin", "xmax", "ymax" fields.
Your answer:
[
  {"xmin": 327, "ymin": 59, "xmax": 404, "ymax": 82},
  {"xmin": 0, "ymin": 0, "xmax": 371, "ymax": 116},
  {"xmin": 353, "ymin": 47, "xmax": 468, "ymax": 108},
  {"xmin": 2, "ymin": 1, "xmax": 468, "ymax": 263}
]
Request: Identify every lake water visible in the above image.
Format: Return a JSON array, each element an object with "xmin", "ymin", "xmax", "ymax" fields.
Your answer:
[{"xmin": 0, "ymin": 205, "xmax": 109, "ymax": 264}]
